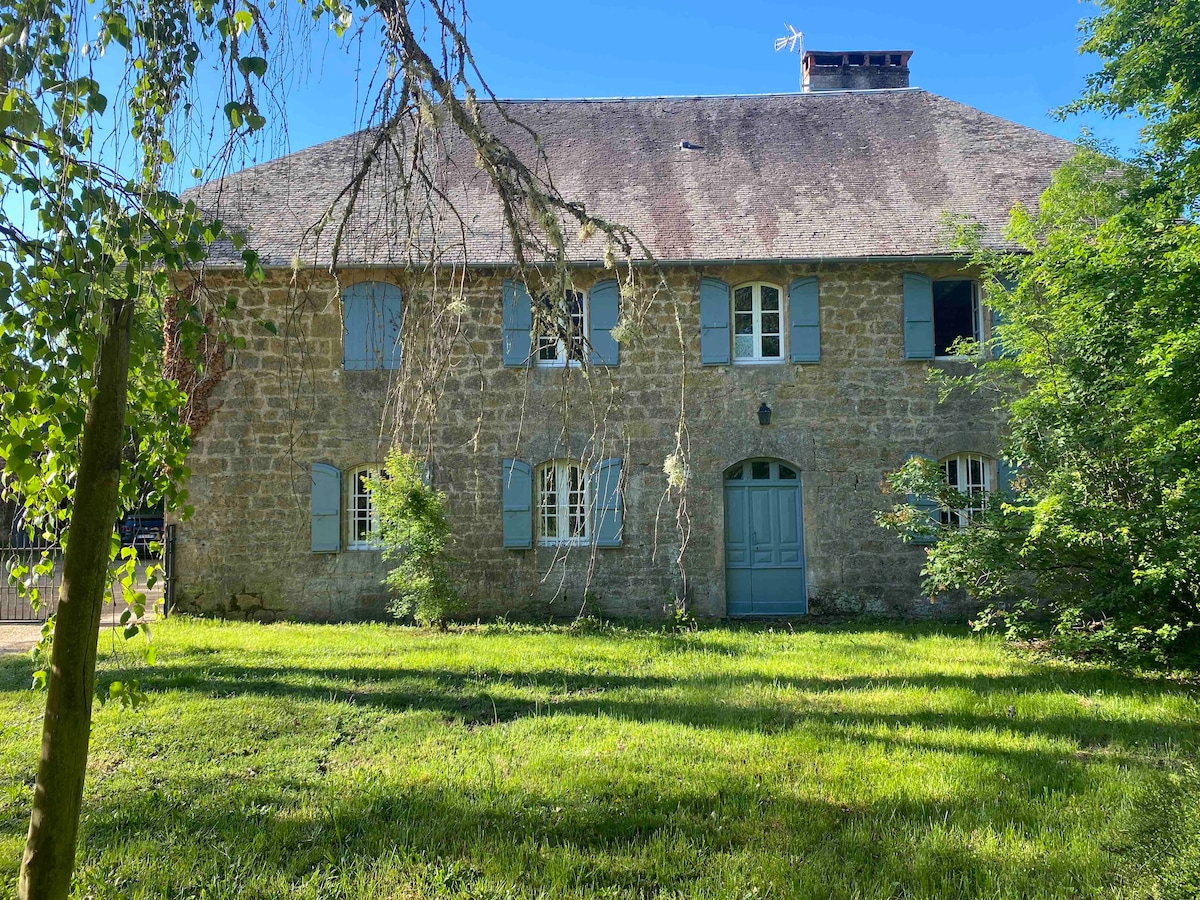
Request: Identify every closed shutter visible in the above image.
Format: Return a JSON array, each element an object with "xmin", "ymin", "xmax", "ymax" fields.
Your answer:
[
  {"xmin": 905, "ymin": 451, "xmax": 938, "ymax": 544},
  {"xmin": 311, "ymin": 463, "xmax": 341, "ymax": 552},
  {"xmin": 903, "ymin": 273, "xmax": 935, "ymax": 360},
  {"xmin": 342, "ymin": 285, "xmax": 374, "ymax": 370},
  {"xmin": 590, "ymin": 457, "xmax": 623, "ymax": 548},
  {"xmin": 502, "ymin": 280, "xmax": 533, "ymax": 367},
  {"xmin": 379, "ymin": 283, "xmax": 403, "ymax": 370},
  {"xmin": 588, "ymin": 280, "xmax": 620, "ymax": 366},
  {"xmin": 699, "ymin": 277, "xmax": 731, "ymax": 366},
  {"xmin": 501, "ymin": 458, "xmax": 533, "ymax": 548},
  {"xmin": 788, "ymin": 277, "xmax": 820, "ymax": 363}
]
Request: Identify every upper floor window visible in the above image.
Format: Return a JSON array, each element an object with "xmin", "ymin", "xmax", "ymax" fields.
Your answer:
[
  {"xmin": 347, "ymin": 465, "xmax": 381, "ymax": 549},
  {"xmin": 733, "ymin": 283, "xmax": 784, "ymax": 362},
  {"xmin": 343, "ymin": 282, "xmax": 402, "ymax": 370},
  {"xmin": 537, "ymin": 459, "xmax": 588, "ymax": 545},
  {"xmin": 535, "ymin": 290, "xmax": 587, "ymax": 366},
  {"xmin": 932, "ymin": 280, "xmax": 980, "ymax": 358},
  {"xmin": 940, "ymin": 453, "xmax": 992, "ymax": 528}
]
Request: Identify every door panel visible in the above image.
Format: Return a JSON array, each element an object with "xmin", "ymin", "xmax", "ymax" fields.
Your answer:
[
  {"xmin": 750, "ymin": 488, "xmax": 776, "ymax": 565},
  {"xmin": 724, "ymin": 489, "xmax": 749, "ymax": 567}
]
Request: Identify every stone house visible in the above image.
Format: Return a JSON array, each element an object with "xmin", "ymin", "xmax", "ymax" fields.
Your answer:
[{"xmin": 177, "ymin": 51, "xmax": 1074, "ymax": 621}]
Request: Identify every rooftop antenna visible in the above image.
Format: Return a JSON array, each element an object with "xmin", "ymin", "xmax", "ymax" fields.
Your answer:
[{"xmin": 774, "ymin": 24, "xmax": 804, "ymax": 88}]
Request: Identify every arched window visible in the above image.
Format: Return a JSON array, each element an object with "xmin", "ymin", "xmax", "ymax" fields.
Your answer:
[
  {"xmin": 732, "ymin": 283, "xmax": 784, "ymax": 362},
  {"xmin": 347, "ymin": 465, "xmax": 381, "ymax": 549},
  {"xmin": 536, "ymin": 459, "xmax": 588, "ymax": 545},
  {"xmin": 939, "ymin": 453, "xmax": 992, "ymax": 527}
]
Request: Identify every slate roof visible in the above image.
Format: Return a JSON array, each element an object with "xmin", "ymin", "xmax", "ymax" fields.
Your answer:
[{"xmin": 187, "ymin": 89, "xmax": 1077, "ymax": 268}]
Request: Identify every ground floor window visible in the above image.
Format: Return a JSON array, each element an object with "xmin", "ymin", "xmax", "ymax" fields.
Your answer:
[
  {"xmin": 939, "ymin": 453, "xmax": 991, "ymax": 527},
  {"xmin": 348, "ymin": 465, "xmax": 381, "ymax": 549},
  {"xmin": 537, "ymin": 459, "xmax": 588, "ymax": 545}
]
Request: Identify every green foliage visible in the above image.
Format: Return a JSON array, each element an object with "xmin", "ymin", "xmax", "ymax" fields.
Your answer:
[
  {"xmin": 371, "ymin": 448, "xmax": 462, "ymax": 627},
  {"xmin": 880, "ymin": 150, "xmax": 1200, "ymax": 668}
]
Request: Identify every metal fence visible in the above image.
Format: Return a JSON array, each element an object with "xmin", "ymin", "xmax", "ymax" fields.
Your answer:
[{"xmin": 0, "ymin": 525, "xmax": 176, "ymax": 623}]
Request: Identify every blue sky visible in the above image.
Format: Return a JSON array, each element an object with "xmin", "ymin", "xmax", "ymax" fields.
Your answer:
[{"xmin": 269, "ymin": 0, "xmax": 1143, "ymax": 161}]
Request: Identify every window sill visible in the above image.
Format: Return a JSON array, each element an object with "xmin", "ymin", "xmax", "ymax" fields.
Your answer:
[
  {"xmin": 346, "ymin": 543, "xmax": 383, "ymax": 552},
  {"xmin": 537, "ymin": 538, "xmax": 589, "ymax": 548},
  {"xmin": 732, "ymin": 358, "xmax": 786, "ymax": 366},
  {"xmin": 534, "ymin": 360, "xmax": 585, "ymax": 369}
]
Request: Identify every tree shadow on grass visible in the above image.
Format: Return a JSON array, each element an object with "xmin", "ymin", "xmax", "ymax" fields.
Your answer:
[
  {"xmin": 70, "ymin": 656, "xmax": 1196, "ymax": 755},
  {"xmin": 9, "ymin": 768, "xmax": 1128, "ymax": 898}
]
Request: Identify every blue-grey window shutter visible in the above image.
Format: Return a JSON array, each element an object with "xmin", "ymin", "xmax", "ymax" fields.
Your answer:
[
  {"xmin": 588, "ymin": 280, "xmax": 620, "ymax": 366},
  {"xmin": 311, "ymin": 463, "xmax": 341, "ymax": 552},
  {"xmin": 502, "ymin": 280, "xmax": 533, "ymax": 367},
  {"xmin": 590, "ymin": 457, "xmax": 623, "ymax": 548},
  {"xmin": 378, "ymin": 283, "xmax": 403, "ymax": 370},
  {"xmin": 699, "ymin": 277, "xmax": 731, "ymax": 365},
  {"xmin": 905, "ymin": 451, "xmax": 939, "ymax": 544},
  {"xmin": 903, "ymin": 273, "xmax": 935, "ymax": 360},
  {"xmin": 502, "ymin": 458, "xmax": 533, "ymax": 549},
  {"xmin": 343, "ymin": 285, "xmax": 374, "ymax": 370},
  {"xmin": 788, "ymin": 277, "xmax": 820, "ymax": 363},
  {"xmin": 989, "ymin": 276, "xmax": 1017, "ymax": 360},
  {"xmin": 997, "ymin": 457, "xmax": 1018, "ymax": 498}
]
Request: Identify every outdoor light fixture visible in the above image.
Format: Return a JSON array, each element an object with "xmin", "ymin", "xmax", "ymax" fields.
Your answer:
[{"xmin": 757, "ymin": 402, "xmax": 772, "ymax": 426}]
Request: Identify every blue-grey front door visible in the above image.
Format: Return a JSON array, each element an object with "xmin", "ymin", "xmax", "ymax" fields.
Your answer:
[{"xmin": 724, "ymin": 459, "xmax": 807, "ymax": 616}]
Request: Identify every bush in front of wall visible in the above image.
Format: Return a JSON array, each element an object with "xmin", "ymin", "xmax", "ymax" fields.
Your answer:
[{"xmin": 372, "ymin": 448, "xmax": 462, "ymax": 627}]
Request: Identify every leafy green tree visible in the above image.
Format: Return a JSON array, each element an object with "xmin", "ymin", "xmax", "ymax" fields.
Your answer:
[
  {"xmin": 371, "ymin": 449, "xmax": 462, "ymax": 627},
  {"xmin": 879, "ymin": 146, "xmax": 1200, "ymax": 667}
]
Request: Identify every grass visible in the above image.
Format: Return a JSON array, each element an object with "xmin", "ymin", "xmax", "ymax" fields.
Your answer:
[{"xmin": 0, "ymin": 618, "xmax": 1198, "ymax": 899}]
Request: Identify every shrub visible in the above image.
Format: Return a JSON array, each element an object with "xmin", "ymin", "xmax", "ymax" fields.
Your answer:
[{"xmin": 371, "ymin": 448, "xmax": 462, "ymax": 627}]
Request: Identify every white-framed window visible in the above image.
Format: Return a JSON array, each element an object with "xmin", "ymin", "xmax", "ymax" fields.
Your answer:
[
  {"xmin": 535, "ymin": 290, "xmax": 587, "ymax": 366},
  {"xmin": 347, "ymin": 465, "xmax": 381, "ymax": 550},
  {"xmin": 732, "ymin": 283, "xmax": 784, "ymax": 362},
  {"xmin": 940, "ymin": 453, "xmax": 992, "ymax": 528},
  {"xmin": 536, "ymin": 459, "xmax": 588, "ymax": 545},
  {"xmin": 933, "ymin": 280, "xmax": 980, "ymax": 358}
]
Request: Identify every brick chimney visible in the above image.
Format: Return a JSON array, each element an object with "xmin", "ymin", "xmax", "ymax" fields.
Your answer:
[{"xmin": 802, "ymin": 50, "xmax": 913, "ymax": 92}]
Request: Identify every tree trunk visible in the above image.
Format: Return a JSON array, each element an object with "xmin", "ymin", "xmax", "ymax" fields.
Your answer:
[{"xmin": 19, "ymin": 298, "xmax": 134, "ymax": 900}]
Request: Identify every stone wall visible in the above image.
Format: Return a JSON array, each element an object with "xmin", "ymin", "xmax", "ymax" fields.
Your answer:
[{"xmin": 174, "ymin": 261, "xmax": 1003, "ymax": 622}]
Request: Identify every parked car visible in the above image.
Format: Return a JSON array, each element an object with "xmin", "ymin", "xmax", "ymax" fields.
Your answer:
[{"xmin": 119, "ymin": 513, "xmax": 164, "ymax": 555}]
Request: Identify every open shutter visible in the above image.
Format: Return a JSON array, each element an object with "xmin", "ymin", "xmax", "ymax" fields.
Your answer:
[
  {"xmin": 903, "ymin": 273, "xmax": 935, "ymax": 360},
  {"xmin": 502, "ymin": 280, "xmax": 533, "ymax": 367},
  {"xmin": 588, "ymin": 280, "xmax": 620, "ymax": 366},
  {"xmin": 788, "ymin": 277, "xmax": 820, "ymax": 363},
  {"xmin": 590, "ymin": 457, "xmax": 623, "ymax": 548},
  {"xmin": 342, "ymin": 285, "xmax": 374, "ymax": 370},
  {"xmin": 905, "ymin": 452, "xmax": 939, "ymax": 544},
  {"xmin": 378, "ymin": 283, "xmax": 403, "ymax": 370},
  {"xmin": 501, "ymin": 459, "xmax": 533, "ymax": 548},
  {"xmin": 311, "ymin": 463, "xmax": 341, "ymax": 552},
  {"xmin": 997, "ymin": 457, "xmax": 1019, "ymax": 498},
  {"xmin": 989, "ymin": 276, "xmax": 1018, "ymax": 360},
  {"xmin": 699, "ymin": 277, "xmax": 731, "ymax": 365}
]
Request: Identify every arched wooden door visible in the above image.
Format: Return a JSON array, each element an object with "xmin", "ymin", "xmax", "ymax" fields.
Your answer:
[{"xmin": 724, "ymin": 459, "xmax": 808, "ymax": 616}]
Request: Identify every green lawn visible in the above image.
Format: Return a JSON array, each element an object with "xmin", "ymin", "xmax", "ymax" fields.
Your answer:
[{"xmin": 1, "ymin": 619, "xmax": 1198, "ymax": 899}]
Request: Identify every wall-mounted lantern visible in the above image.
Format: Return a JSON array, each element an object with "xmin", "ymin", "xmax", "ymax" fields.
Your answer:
[{"xmin": 757, "ymin": 402, "xmax": 772, "ymax": 426}]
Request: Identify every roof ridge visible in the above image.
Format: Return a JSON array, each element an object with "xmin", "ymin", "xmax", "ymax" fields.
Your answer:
[{"xmin": 488, "ymin": 87, "xmax": 926, "ymax": 103}]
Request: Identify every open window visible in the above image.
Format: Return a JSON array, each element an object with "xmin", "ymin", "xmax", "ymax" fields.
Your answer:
[{"xmin": 932, "ymin": 280, "xmax": 980, "ymax": 358}]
